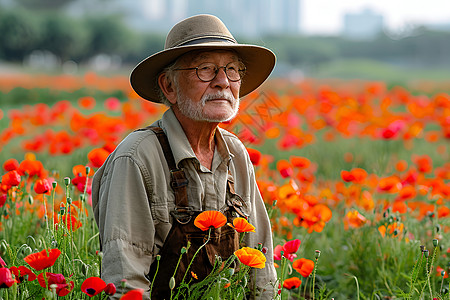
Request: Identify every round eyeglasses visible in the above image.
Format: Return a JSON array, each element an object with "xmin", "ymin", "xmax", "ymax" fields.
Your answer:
[{"xmin": 174, "ymin": 61, "xmax": 246, "ymax": 82}]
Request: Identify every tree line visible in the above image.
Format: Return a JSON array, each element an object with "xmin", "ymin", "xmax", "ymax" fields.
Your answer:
[{"xmin": 2, "ymin": 7, "xmax": 450, "ymax": 71}]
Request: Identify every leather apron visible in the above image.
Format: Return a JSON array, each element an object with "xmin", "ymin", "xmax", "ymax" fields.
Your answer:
[{"xmin": 144, "ymin": 127, "xmax": 247, "ymax": 300}]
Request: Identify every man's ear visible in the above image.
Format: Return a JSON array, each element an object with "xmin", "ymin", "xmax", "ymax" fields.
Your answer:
[{"xmin": 158, "ymin": 73, "xmax": 177, "ymax": 105}]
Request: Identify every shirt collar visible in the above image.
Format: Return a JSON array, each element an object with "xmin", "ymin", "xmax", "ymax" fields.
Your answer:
[{"xmin": 159, "ymin": 107, "xmax": 233, "ymax": 168}]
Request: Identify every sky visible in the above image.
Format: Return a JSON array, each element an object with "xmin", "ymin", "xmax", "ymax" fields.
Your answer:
[{"xmin": 302, "ymin": 0, "xmax": 450, "ymax": 35}]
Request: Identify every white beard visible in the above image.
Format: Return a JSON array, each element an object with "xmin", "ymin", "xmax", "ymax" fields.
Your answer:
[{"xmin": 176, "ymin": 89, "xmax": 240, "ymax": 122}]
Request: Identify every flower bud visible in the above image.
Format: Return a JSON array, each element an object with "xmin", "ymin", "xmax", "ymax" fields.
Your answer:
[
  {"xmin": 442, "ymin": 270, "xmax": 446, "ymax": 277},
  {"xmin": 315, "ymin": 250, "xmax": 321, "ymax": 258},
  {"xmin": 52, "ymin": 181, "xmax": 57, "ymax": 189},
  {"xmin": 424, "ymin": 249, "xmax": 429, "ymax": 258},
  {"xmin": 120, "ymin": 279, "xmax": 127, "ymax": 289},
  {"xmin": 28, "ymin": 195, "xmax": 34, "ymax": 205},
  {"xmin": 85, "ymin": 166, "xmax": 91, "ymax": 176},
  {"xmin": 169, "ymin": 277, "xmax": 176, "ymax": 290},
  {"xmin": 64, "ymin": 177, "xmax": 71, "ymax": 186},
  {"xmin": 181, "ymin": 247, "xmax": 187, "ymax": 254},
  {"xmin": 67, "ymin": 197, "xmax": 72, "ymax": 205},
  {"xmin": 104, "ymin": 283, "xmax": 116, "ymax": 296},
  {"xmin": 156, "ymin": 255, "xmax": 161, "ymax": 261},
  {"xmin": 433, "ymin": 239, "xmax": 439, "ymax": 247}
]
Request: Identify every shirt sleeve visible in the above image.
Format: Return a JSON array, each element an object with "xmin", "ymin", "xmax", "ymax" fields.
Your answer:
[
  {"xmin": 244, "ymin": 163, "xmax": 278, "ymax": 299},
  {"xmin": 94, "ymin": 155, "xmax": 154, "ymax": 300}
]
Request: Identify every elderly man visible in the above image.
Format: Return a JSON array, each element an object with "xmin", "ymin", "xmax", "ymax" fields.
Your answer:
[{"xmin": 92, "ymin": 14, "xmax": 277, "ymax": 299}]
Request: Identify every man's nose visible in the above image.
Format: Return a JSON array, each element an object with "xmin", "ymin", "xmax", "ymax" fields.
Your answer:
[{"xmin": 210, "ymin": 67, "xmax": 230, "ymax": 89}]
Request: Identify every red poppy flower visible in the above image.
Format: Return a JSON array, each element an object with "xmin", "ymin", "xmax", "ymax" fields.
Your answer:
[
  {"xmin": 120, "ymin": 288, "xmax": 144, "ymax": 300},
  {"xmin": 24, "ymin": 248, "xmax": 61, "ymax": 271},
  {"xmin": 81, "ymin": 277, "xmax": 107, "ymax": 297},
  {"xmin": 274, "ymin": 244, "xmax": 296, "ymax": 262},
  {"xmin": 0, "ymin": 267, "xmax": 16, "ymax": 288},
  {"xmin": 1, "ymin": 170, "xmax": 21, "ymax": 187},
  {"xmin": 344, "ymin": 210, "xmax": 367, "ymax": 229},
  {"xmin": 37, "ymin": 272, "xmax": 74, "ymax": 297},
  {"xmin": 9, "ymin": 266, "xmax": 36, "ymax": 282},
  {"xmin": 293, "ymin": 258, "xmax": 315, "ymax": 277},
  {"xmin": 3, "ymin": 159, "xmax": 19, "ymax": 171},
  {"xmin": 283, "ymin": 277, "xmax": 302, "ymax": 290},
  {"xmin": 104, "ymin": 282, "xmax": 116, "ymax": 296},
  {"xmin": 0, "ymin": 193, "xmax": 6, "ymax": 207},
  {"xmin": 0, "ymin": 256, "xmax": 5, "ymax": 267},
  {"xmin": 246, "ymin": 148, "xmax": 262, "ymax": 165},
  {"xmin": 56, "ymin": 214, "xmax": 83, "ymax": 231},
  {"xmin": 277, "ymin": 160, "xmax": 293, "ymax": 178},
  {"xmin": 290, "ymin": 156, "xmax": 310, "ymax": 169},
  {"xmin": 34, "ymin": 178, "xmax": 53, "ymax": 194},
  {"xmin": 283, "ymin": 239, "xmax": 301, "ymax": 255},
  {"xmin": 234, "ymin": 247, "xmax": 266, "ymax": 269},
  {"xmin": 231, "ymin": 218, "xmax": 255, "ymax": 233},
  {"xmin": 194, "ymin": 211, "xmax": 227, "ymax": 231}
]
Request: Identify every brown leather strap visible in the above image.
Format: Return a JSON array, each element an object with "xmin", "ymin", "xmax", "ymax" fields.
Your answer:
[{"xmin": 145, "ymin": 126, "xmax": 189, "ymax": 209}]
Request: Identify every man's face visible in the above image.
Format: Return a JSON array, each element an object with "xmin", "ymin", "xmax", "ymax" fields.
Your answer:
[{"xmin": 173, "ymin": 50, "xmax": 241, "ymax": 122}]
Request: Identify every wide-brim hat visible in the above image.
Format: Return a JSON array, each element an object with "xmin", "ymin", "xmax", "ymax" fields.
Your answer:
[{"xmin": 130, "ymin": 14, "xmax": 276, "ymax": 103}]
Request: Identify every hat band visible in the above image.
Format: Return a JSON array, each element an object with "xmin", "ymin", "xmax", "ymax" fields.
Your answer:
[{"xmin": 176, "ymin": 36, "xmax": 237, "ymax": 47}]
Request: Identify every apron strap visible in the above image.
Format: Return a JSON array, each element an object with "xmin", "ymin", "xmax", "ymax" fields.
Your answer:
[{"xmin": 144, "ymin": 126, "xmax": 190, "ymax": 210}]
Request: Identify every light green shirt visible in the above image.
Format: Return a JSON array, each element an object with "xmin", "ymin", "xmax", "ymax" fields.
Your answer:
[{"xmin": 92, "ymin": 108, "xmax": 276, "ymax": 299}]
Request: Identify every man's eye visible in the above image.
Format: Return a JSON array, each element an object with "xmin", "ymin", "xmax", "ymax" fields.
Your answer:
[{"xmin": 199, "ymin": 65, "xmax": 214, "ymax": 71}]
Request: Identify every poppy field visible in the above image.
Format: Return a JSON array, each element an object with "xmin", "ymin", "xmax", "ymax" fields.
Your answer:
[{"xmin": 0, "ymin": 73, "xmax": 450, "ymax": 299}]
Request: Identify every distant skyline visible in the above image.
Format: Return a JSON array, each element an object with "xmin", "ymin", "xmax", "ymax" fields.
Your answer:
[
  {"xmin": 142, "ymin": 0, "xmax": 450, "ymax": 36},
  {"xmin": 302, "ymin": 0, "xmax": 450, "ymax": 35}
]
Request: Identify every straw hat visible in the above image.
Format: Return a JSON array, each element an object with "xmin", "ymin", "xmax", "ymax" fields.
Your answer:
[{"xmin": 130, "ymin": 14, "xmax": 276, "ymax": 103}]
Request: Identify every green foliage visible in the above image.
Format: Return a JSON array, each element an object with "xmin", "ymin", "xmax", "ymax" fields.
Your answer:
[
  {"xmin": 0, "ymin": 9, "xmax": 42, "ymax": 60},
  {"xmin": 38, "ymin": 13, "xmax": 89, "ymax": 61}
]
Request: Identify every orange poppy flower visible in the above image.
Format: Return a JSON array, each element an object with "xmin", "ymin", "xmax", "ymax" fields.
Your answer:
[
  {"xmin": 292, "ymin": 258, "xmax": 315, "ymax": 277},
  {"xmin": 234, "ymin": 247, "xmax": 266, "ymax": 269},
  {"xmin": 3, "ymin": 159, "xmax": 19, "ymax": 172},
  {"xmin": 283, "ymin": 277, "xmax": 302, "ymax": 290},
  {"xmin": 88, "ymin": 148, "xmax": 110, "ymax": 168},
  {"xmin": 344, "ymin": 210, "xmax": 367, "ymax": 229},
  {"xmin": 72, "ymin": 164, "xmax": 95, "ymax": 177},
  {"xmin": 231, "ymin": 218, "xmax": 255, "ymax": 233},
  {"xmin": 78, "ymin": 96, "xmax": 96, "ymax": 110},
  {"xmin": 193, "ymin": 211, "xmax": 227, "ymax": 231},
  {"xmin": 414, "ymin": 154, "xmax": 433, "ymax": 173},
  {"xmin": 1, "ymin": 170, "xmax": 21, "ymax": 187},
  {"xmin": 24, "ymin": 248, "xmax": 61, "ymax": 271},
  {"xmin": 277, "ymin": 159, "xmax": 293, "ymax": 178},
  {"xmin": 378, "ymin": 176, "xmax": 402, "ymax": 193},
  {"xmin": 290, "ymin": 156, "xmax": 310, "ymax": 169}
]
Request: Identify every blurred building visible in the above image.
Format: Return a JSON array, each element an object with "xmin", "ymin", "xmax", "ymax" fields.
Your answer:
[
  {"xmin": 118, "ymin": 0, "xmax": 303, "ymax": 38},
  {"xmin": 342, "ymin": 8, "xmax": 384, "ymax": 40}
]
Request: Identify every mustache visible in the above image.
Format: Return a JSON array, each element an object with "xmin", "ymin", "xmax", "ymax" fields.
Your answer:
[{"xmin": 202, "ymin": 91, "xmax": 236, "ymax": 103}]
